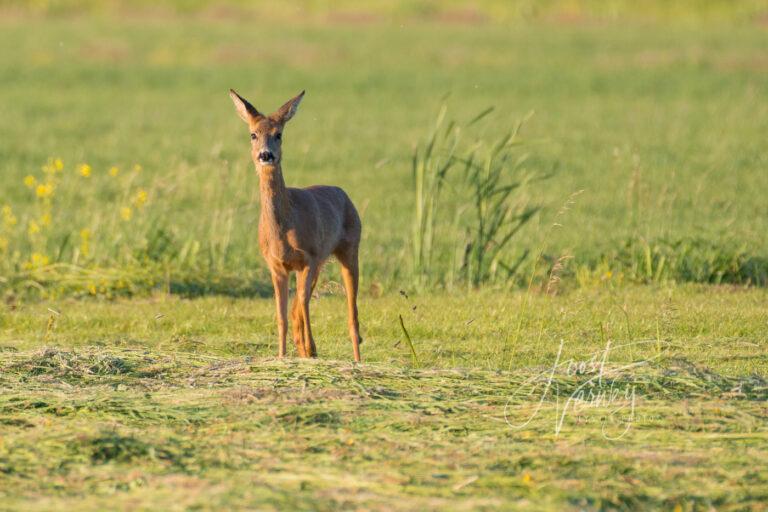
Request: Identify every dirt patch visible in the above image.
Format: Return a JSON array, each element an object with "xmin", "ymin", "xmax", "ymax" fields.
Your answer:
[
  {"xmin": 79, "ymin": 41, "xmax": 132, "ymax": 64},
  {"xmin": 325, "ymin": 10, "xmax": 384, "ymax": 26},
  {"xmin": 432, "ymin": 8, "xmax": 488, "ymax": 26},
  {"xmin": 212, "ymin": 42, "xmax": 329, "ymax": 68},
  {"xmin": 713, "ymin": 54, "xmax": 768, "ymax": 73}
]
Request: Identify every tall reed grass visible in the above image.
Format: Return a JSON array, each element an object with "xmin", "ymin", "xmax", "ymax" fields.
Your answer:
[{"xmin": 410, "ymin": 105, "xmax": 546, "ymax": 288}]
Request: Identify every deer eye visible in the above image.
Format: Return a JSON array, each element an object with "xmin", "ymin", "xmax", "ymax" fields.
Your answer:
[
  {"xmin": 275, "ymin": 133, "xmax": 282, "ymax": 141},
  {"xmin": 250, "ymin": 133, "xmax": 257, "ymax": 140}
]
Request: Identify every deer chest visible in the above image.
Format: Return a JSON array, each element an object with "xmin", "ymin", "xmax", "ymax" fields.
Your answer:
[{"xmin": 259, "ymin": 225, "xmax": 309, "ymax": 271}]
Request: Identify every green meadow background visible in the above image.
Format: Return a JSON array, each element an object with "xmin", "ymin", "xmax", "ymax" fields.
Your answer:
[{"xmin": 1, "ymin": 0, "xmax": 768, "ymax": 297}]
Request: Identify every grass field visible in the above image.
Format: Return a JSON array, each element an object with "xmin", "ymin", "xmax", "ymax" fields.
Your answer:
[
  {"xmin": 2, "ymin": 15, "xmax": 768, "ymax": 293},
  {"xmin": 1, "ymin": 286, "xmax": 767, "ymax": 510},
  {"xmin": 1, "ymin": 3, "xmax": 768, "ymax": 510}
]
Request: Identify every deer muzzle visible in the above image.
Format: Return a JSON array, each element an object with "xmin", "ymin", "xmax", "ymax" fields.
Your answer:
[{"xmin": 258, "ymin": 151, "xmax": 275, "ymax": 163}]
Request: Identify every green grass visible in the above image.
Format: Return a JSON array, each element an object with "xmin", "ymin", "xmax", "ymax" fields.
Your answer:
[
  {"xmin": 1, "ymin": 17, "xmax": 768, "ymax": 294},
  {"xmin": 1, "ymin": 286, "xmax": 767, "ymax": 510},
  {"xmin": 2, "ymin": 285, "xmax": 767, "ymax": 375}
]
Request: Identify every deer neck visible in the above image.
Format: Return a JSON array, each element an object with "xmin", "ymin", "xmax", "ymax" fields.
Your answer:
[{"xmin": 257, "ymin": 163, "xmax": 291, "ymax": 231}]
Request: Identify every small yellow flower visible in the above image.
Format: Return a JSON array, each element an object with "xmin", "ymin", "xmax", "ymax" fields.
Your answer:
[
  {"xmin": 33, "ymin": 253, "xmax": 48, "ymax": 265},
  {"xmin": 108, "ymin": 166, "xmax": 119, "ymax": 177},
  {"xmin": 24, "ymin": 175, "xmax": 37, "ymax": 188},
  {"xmin": 132, "ymin": 164, "xmax": 142, "ymax": 173},
  {"xmin": 28, "ymin": 220, "xmax": 41, "ymax": 235},
  {"xmin": 522, "ymin": 472, "xmax": 533, "ymax": 485},
  {"xmin": 35, "ymin": 183, "xmax": 54, "ymax": 199},
  {"xmin": 0, "ymin": 236, "xmax": 8, "ymax": 252},
  {"xmin": 53, "ymin": 157, "xmax": 64, "ymax": 172},
  {"xmin": 87, "ymin": 283, "xmax": 97, "ymax": 295},
  {"xmin": 80, "ymin": 228, "xmax": 91, "ymax": 256},
  {"xmin": 2, "ymin": 205, "xmax": 17, "ymax": 227},
  {"xmin": 120, "ymin": 206, "xmax": 133, "ymax": 221},
  {"xmin": 26, "ymin": 252, "xmax": 49, "ymax": 269},
  {"xmin": 78, "ymin": 163, "xmax": 92, "ymax": 178},
  {"xmin": 133, "ymin": 188, "xmax": 148, "ymax": 207},
  {"xmin": 40, "ymin": 212, "xmax": 52, "ymax": 227}
]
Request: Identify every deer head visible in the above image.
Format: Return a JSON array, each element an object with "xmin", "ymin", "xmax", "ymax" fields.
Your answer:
[{"xmin": 229, "ymin": 89, "xmax": 304, "ymax": 166}]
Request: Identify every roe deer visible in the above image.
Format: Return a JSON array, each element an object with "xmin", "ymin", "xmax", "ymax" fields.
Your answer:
[{"xmin": 229, "ymin": 89, "xmax": 362, "ymax": 362}]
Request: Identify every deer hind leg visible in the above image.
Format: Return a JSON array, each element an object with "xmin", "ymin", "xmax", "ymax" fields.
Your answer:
[
  {"xmin": 271, "ymin": 271, "xmax": 289, "ymax": 358},
  {"xmin": 296, "ymin": 264, "xmax": 319, "ymax": 358},
  {"xmin": 290, "ymin": 293, "xmax": 306, "ymax": 358},
  {"xmin": 291, "ymin": 271, "xmax": 318, "ymax": 358},
  {"xmin": 338, "ymin": 247, "xmax": 361, "ymax": 363}
]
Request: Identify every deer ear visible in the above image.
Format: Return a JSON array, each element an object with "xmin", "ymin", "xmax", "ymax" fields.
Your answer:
[
  {"xmin": 272, "ymin": 90, "xmax": 304, "ymax": 124},
  {"xmin": 229, "ymin": 89, "xmax": 261, "ymax": 123}
]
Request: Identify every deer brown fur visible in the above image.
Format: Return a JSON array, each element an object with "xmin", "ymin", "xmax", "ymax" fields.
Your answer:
[{"xmin": 229, "ymin": 89, "xmax": 362, "ymax": 362}]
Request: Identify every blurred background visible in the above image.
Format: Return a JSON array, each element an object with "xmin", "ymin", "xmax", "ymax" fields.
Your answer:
[
  {"xmin": 1, "ymin": 0, "xmax": 767, "ymax": 298},
  {"xmin": 4, "ymin": 0, "xmax": 768, "ymax": 23}
]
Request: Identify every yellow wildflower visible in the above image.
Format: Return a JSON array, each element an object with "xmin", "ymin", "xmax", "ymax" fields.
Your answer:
[
  {"xmin": 35, "ymin": 183, "xmax": 54, "ymax": 199},
  {"xmin": 32, "ymin": 252, "xmax": 49, "ymax": 267},
  {"xmin": 133, "ymin": 188, "xmax": 148, "ymax": 207},
  {"xmin": 120, "ymin": 206, "xmax": 133, "ymax": 221},
  {"xmin": 40, "ymin": 212, "xmax": 52, "ymax": 227},
  {"xmin": 522, "ymin": 472, "xmax": 533, "ymax": 485},
  {"xmin": 28, "ymin": 220, "xmax": 41, "ymax": 235},
  {"xmin": 24, "ymin": 175, "xmax": 37, "ymax": 188},
  {"xmin": 108, "ymin": 166, "xmax": 120, "ymax": 177},
  {"xmin": 88, "ymin": 283, "xmax": 97, "ymax": 295},
  {"xmin": 80, "ymin": 228, "xmax": 91, "ymax": 257},
  {"xmin": 0, "ymin": 236, "xmax": 8, "ymax": 252},
  {"xmin": 2, "ymin": 205, "xmax": 17, "ymax": 227},
  {"xmin": 78, "ymin": 163, "xmax": 92, "ymax": 178},
  {"xmin": 26, "ymin": 252, "xmax": 49, "ymax": 269},
  {"xmin": 43, "ymin": 157, "xmax": 63, "ymax": 174},
  {"xmin": 132, "ymin": 164, "xmax": 142, "ymax": 173}
]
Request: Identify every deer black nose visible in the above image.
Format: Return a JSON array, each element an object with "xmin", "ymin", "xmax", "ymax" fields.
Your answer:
[{"xmin": 258, "ymin": 151, "xmax": 275, "ymax": 163}]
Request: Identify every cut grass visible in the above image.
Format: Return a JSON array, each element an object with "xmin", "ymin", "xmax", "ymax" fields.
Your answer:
[
  {"xmin": 0, "ymin": 344, "xmax": 765, "ymax": 510},
  {"xmin": 1, "ymin": 286, "xmax": 766, "ymax": 508}
]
